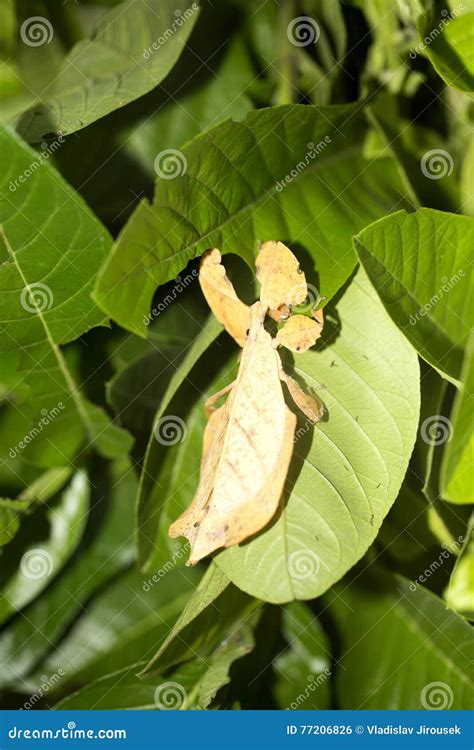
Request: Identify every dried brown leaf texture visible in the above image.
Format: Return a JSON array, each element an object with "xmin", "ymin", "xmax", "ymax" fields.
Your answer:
[
  {"xmin": 199, "ymin": 248, "xmax": 251, "ymax": 346},
  {"xmin": 276, "ymin": 312, "xmax": 324, "ymax": 352},
  {"xmin": 256, "ymin": 241, "xmax": 307, "ymax": 311},
  {"xmin": 169, "ymin": 302, "xmax": 296, "ymax": 564}
]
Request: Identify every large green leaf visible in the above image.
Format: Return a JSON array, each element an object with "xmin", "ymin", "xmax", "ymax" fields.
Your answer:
[
  {"xmin": 441, "ymin": 333, "xmax": 474, "ymax": 503},
  {"xmin": 0, "ymin": 128, "xmax": 132, "ymax": 466},
  {"xmin": 416, "ymin": 10, "xmax": 474, "ymax": 95},
  {"xmin": 215, "ymin": 268, "xmax": 420, "ymax": 602},
  {"xmin": 15, "ymin": 0, "xmax": 200, "ymax": 142},
  {"xmin": 0, "ymin": 460, "xmax": 136, "ymax": 686},
  {"xmin": 273, "ymin": 602, "xmax": 331, "ymax": 709},
  {"xmin": 0, "ymin": 471, "xmax": 89, "ymax": 626},
  {"xmin": 94, "ymin": 103, "xmax": 413, "ymax": 336},
  {"xmin": 330, "ymin": 570, "xmax": 473, "ymax": 709},
  {"xmin": 354, "ymin": 208, "xmax": 473, "ymax": 382}
]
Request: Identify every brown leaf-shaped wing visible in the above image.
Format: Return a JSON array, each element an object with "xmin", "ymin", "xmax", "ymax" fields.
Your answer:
[
  {"xmin": 276, "ymin": 312, "xmax": 324, "ymax": 352},
  {"xmin": 199, "ymin": 248, "xmax": 251, "ymax": 347},
  {"xmin": 169, "ymin": 302, "xmax": 296, "ymax": 564},
  {"xmin": 256, "ymin": 241, "xmax": 307, "ymax": 311}
]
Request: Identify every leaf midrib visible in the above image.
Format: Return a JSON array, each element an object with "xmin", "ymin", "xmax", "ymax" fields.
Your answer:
[{"xmin": 1, "ymin": 227, "xmax": 95, "ymax": 443}]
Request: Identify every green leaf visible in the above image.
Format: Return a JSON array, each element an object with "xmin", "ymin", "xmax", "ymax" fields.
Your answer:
[
  {"xmin": 0, "ymin": 459, "xmax": 136, "ymax": 686},
  {"xmin": 330, "ymin": 570, "xmax": 473, "ymax": 709},
  {"xmin": 366, "ymin": 106, "xmax": 460, "ymax": 213},
  {"xmin": 94, "ymin": 103, "xmax": 413, "ymax": 336},
  {"xmin": 215, "ymin": 268, "xmax": 420, "ymax": 602},
  {"xmin": 441, "ymin": 333, "xmax": 474, "ymax": 503},
  {"xmin": 273, "ymin": 602, "xmax": 331, "ymax": 709},
  {"xmin": 0, "ymin": 128, "xmax": 132, "ymax": 465},
  {"xmin": 418, "ymin": 11, "xmax": 474, "ymax": 95},
  {"xmin": 136, "ymin": 315, "xmax": 223, "ymax": 569},
  {"xmin": 354, "ymin": 208, "xmax": 473, "ymax": 382},
  {"xmin": 0, "ymin": 471, "xmax": 89, "ymax": 626},
  {"xmin": 15, "ymin": 0, "xmax": 200, "ymax": 142},
  {"xmin": 36, "ymin": 567, "xmax": 200, "ymax": 689}
]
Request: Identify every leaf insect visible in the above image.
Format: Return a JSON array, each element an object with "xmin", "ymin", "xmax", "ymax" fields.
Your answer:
[{"xmin": 169, "ymin": 242, "xmax": 325, "ymax": 564}]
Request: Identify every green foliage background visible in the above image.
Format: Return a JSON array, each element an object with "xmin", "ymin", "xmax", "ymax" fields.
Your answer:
[{"xmin": 0, "ymin": 0, "xmax": 472, "ymax": 710}]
